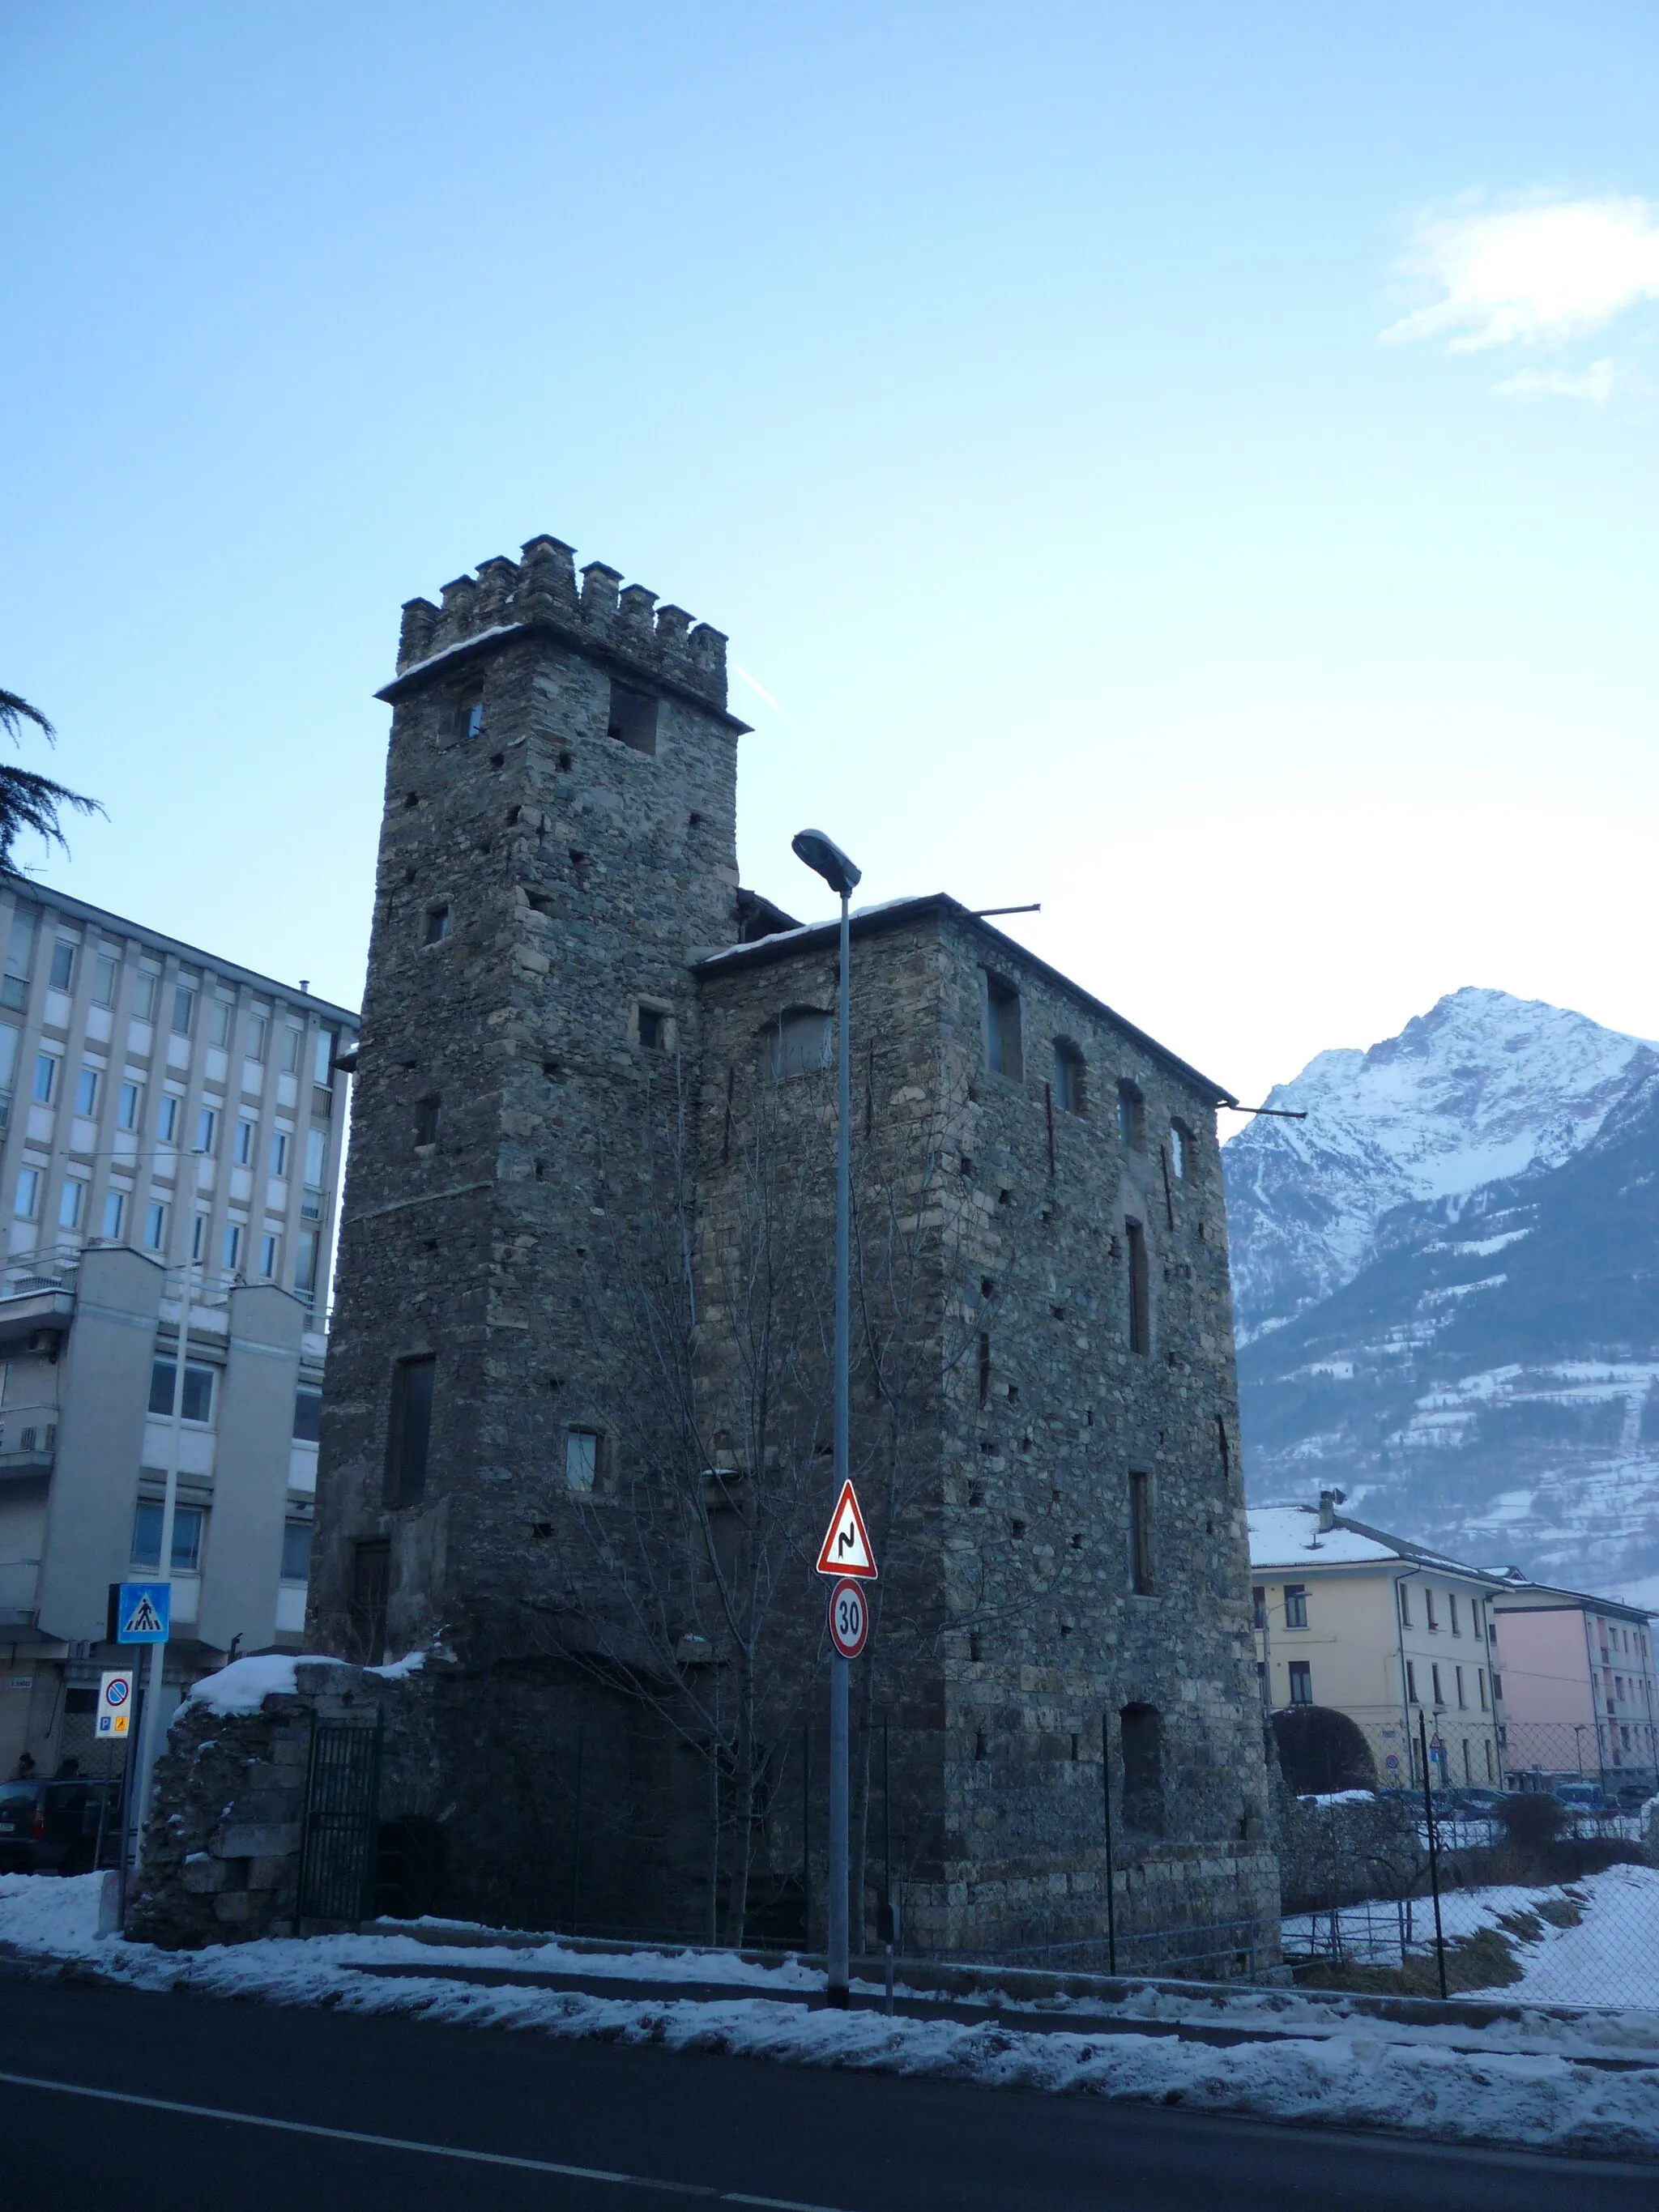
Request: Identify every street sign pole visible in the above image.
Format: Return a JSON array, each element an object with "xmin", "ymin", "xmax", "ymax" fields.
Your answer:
[
  {"xmin": 135, "ymin": 1264, "xmax": 197, "ymax": 1839},
  {"xmin": 827, "ymin": 882, "xmax": 852, "ymax": 2009}
]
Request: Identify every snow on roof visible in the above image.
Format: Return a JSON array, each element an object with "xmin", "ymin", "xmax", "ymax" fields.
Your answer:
[{"xmin": 1247, "ymin": 1507, "xmax": 1399, "ymax": 1568}]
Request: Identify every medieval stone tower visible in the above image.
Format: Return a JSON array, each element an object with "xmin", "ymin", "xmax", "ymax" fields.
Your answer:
[{"xmin": 313, "ymin": 536, "xmax": 1278, "ymax": 1959}]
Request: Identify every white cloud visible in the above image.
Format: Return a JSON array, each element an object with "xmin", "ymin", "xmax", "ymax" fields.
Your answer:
[
  {"xmin": 1492, "ymin": 357, "xmax": 1618, "ymax": 404},
  {"xmin": 1383, "ymin": 195, "xmax": 1659, "ymax": 353}
]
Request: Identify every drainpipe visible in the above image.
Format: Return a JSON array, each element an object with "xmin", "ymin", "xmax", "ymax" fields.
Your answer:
[{"xmin": 1392, "ymin": 1568, "xmax": 1423, "ymax": 1788}]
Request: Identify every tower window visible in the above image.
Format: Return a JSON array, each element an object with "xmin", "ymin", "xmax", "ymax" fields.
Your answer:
[
  {"xmin": 1169, "ymin": 1120, "xmax": 1190, "ymax": 1178},
  {"xmin": 1119, "ymin": 1703, "xmax": 1164, "ymax": 1835},
  {"xmin": 636, "ymin": 1005, "xmax": 671, "ymax": 1051},
  {"xmin": 1052, "ymin": 1039, "xmax": 1085, "ymax": 1115},
  {"xmin": 565, "ymin": 1430, "xmax": 602, "ymax": 1490},
  {"xmin": 983, "ymin": 973, "xmax": 1022, "ymax": 1080},
  {"xmin": 1126, "ymin": 1217, "xmax": 1149, "ymax": 1353},
  {"xmin": 452, "ymin": 691, "xmax": 484, "ymax": 741},
  {"xmin": 1128, "ymin": 1470, "xmax": 1154, "ymax": 1594},
  {"xmin": 414, "ymin": 1094, "xmax": 441, "ymax": 1146},
  {"xmin": 607, "ymin": 684, "xmax": 659, "ymax": 755},
  {"xmin": 385, "ymin": 1354, "xmax": 436, "ymax": 1507},
  {"xmin": 424, "ymin": 906, "xmax": 450, "ymax": 944},
  {"xmin": 1117, "ymin": 1080, "xmax": 1145, "ymax": 1149},
  {"xmin": 774, "ymin": 1008, "xmax": 833, "ymax": 1078}
]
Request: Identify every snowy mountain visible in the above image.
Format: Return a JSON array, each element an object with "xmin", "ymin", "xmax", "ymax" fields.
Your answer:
[{"xmin": 1225, "ymin": 991, "xmax": 1659, "ymax": 1594}]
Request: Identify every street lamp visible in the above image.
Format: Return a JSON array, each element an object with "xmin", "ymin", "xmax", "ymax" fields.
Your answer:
[{"xmin": 791, "ymin": 828, "xmax": 861, "ymax": 2009}]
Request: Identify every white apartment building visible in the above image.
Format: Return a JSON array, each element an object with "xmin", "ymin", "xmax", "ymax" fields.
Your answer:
[
  {"xmin": 1489, "ymin": 1571, "xmax": 1657, "ymax": 1795},
  {"xmin": 0, "ymin": 876, "xmax": 357, "ymax": 1779}
]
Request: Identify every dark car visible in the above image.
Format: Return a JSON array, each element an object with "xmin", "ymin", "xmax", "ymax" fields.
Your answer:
[
  {"xmin": 1616, "ymin": 1783, "xmax": 1653, "ymax": 1813},
  {"xmin": 0, "ymin": 1778, "xmax": 123, "ymax": 1874}
]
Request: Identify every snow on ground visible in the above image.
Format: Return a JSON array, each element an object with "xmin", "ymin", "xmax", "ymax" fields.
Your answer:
[{"xmin": 2, "ymin": 1877, "xmax": 1659, "ymax": 2160}]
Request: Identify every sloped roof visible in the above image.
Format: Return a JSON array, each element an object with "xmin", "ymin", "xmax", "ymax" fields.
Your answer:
[{"xmin": 1248, "ymin": 1503, "xmax": 1501, "ymax": 1586}]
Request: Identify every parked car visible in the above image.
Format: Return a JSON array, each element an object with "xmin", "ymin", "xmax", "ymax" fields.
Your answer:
[
  {"xmin": 0, "ymin": 1777, "xmax": 123, "ymax": 1873},
  {"xmin": 1615, "ymin": 1783, "xmax": 1654, "ymax": 1813},
  {"xmin": 1552, "ymin": 1782, "xmax": 1614, "ymax": 1818},
  {"xmin": 1439, "ymin": 1788, "xmax": 1505, "ymax": 1818}
]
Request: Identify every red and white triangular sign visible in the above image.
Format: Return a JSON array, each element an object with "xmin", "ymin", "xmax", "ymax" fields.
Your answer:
[{"xmin": 815, "ymin": 1478, "xmax": 878, "ymax": 1580}]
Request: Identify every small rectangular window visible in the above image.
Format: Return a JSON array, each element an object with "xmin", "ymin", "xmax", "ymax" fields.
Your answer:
[
  {"xmin": 1478, "ymin": 1668, "xmax": 1488, "ymax": 1711},
  {"xmin": 350, "ymin": 1539, "xmax": 390, "ymax": 1665},
  {"xmin": 414, "ymin": 1095, "xmax": 440, "ymax": 1145},
  {"xmin": 281, "ymin": 1027, "xmax": 302, "ymax": 1073},
  {"xmin": 130, "ymin": 1501, "xmax": 204, "ymax": 1573},
  {"xmin": 234, "ymin": 1119, "xmax": 256, "ymax": 1166},
  {"xmin": 247, "ymin": 1013, "xmax": 269, "ymax": 1063},
  {"xmin": 453, "ymin": 691, "xmax": 484, "ymax": 741},
  {"xmin": 280, "ymin": 1519, "xmax": 312, "ymax": 1583},
  {"xmin": 211, "ymin": 1000, "xmax": 233, "ymax": 1047},
  {"xmin": 1407, "ymin": 1660, "xmax": 1420, "ymax": 1703},
  {"xmin": 92, "ymin": 954, "xmax": 118, "ymax": 1007},
  {"xmin": 1169, "ymin": 1122, "xmax": 1188, "ymax": 1178},
  {"xmin": 133, "ymin": 972, "xmax": 158, "ymax": 1021},
  {"xmin": 222, "ymin": 1222, "xmax": 241, "ymax": 1271},
  {"xmin": 1398, "ymin": 1581, "xmax": 1413, "ymax": 1627},
  {"xmin": 295, "ymin": 1229, "xmax": 318, "ymax": 1296},
  {"xmin": 983, "ymin": 974, "xmax": 1022, "ymax": 1080},
  {"xmin": 1117, "ymin": 1081, "xmax": 1145, "ymax": 1149},
  {"xmin": 292, "ymin": 1387, "xmax": 322, "ymax": 1443},
  {"xmin": 1283, "ymin": 1582, "xmax": 1308, "ymax": 1629},
  {"xmin": 143, "ymin": 1200, "xmax": 167, "ymax": 1251},
  {"xmin": 1051, "ymin": 1042, "xmax": 1084, "ymax": 1115},
  {"xmin": 637, "ymin": 1007, "xmax": 667, "ymax": 1051},
  {"xmin": 1456, "ymin": 1664, "xmax": 1466, "ymax": 1707},
  {"xmin": 313, "ymin": 1030, "xmax": 335, "ymax": 1087},
  {"xmin": 1425, "ymin": 1588, "xmax": 1438, "ymax": 1631},
  {"xmin": 196, "ymin": 1106, "xmax": 218, "ymax": 1154},
  {"xmin": 566, "ymin": 1429, "xmax": 601, "ymax": 1490},
  {"xmin": 1128, "ymin": 1470, "xmax": 1154, "ymax": 1595},
  {"xmin": 1288, "ymin": 1660, "xmax": 1313, "ymax": 1706},
  {"xmin": 775, "ymin": 1009, "xmax": 832, "ymax": 1078},
  {"xmin": 100, "ymin": 1189, "xmax": 125, "ymax": 1239},
  {"xmin": 269, "ymin": 1131, "xmax": 288, "ymax": 1175},
  {"xmin": 1450, "ymin": 1593, "xmax": 1461, "ymax": 1635},
  {"xmin": 606, "ymin": 684, "xmax": 658, "ymax": 754},
  {"xmin": 1126, "ymin": 1218, "xmax": 1149, "ymax": 1354},
  {"xmin": 424, "ymin": 906, "xmax": 450, "ymax": 945},
  {"xmin": 158, "ymin": 1094, "xmax": 180, "ymax": 1143},
  {"xmin": 386, "ymin": 1354, "xmax": 436, "ymax": 1507},
  {"xmin": 2, "ymin": 904, "xmax": 37, "ymax": 1008},
  {"xmin": 258, "ymin": 1230, "xmax": 279, "ymax": 1278},
  {"xmin": 149, "ymin": 1358, "xmax": 214, "ymax": 1423},
  {"xmin": 172, "ymin": 986, "xmax": 195, "ymax": 1036},
  {"xmin": 117, "ymin": 1080, "xmax": 142, "ymax": 1132},
  {"xmin": 58, "ymin": 1179, "xmax": 85, "ymax": 1231},
  {"xmin": 75, "ymin": 1067, "xmax": 98, "ymax": 1115},
  {"xmin": 1252, "ymin": 1585, "xmax": 1266, "ymax": 1630},
  {"xmin": 32, "ymin": 1055, "xmax": 56, "ymax": 1105},
  {"xmin": 305, "ymin": 1127, "xmax": 326, "ymax": 1186},
  {"xmin": 49, "ymin": 941, "xmax": 75, "ymax": 991},
  {"xmin": 12, "ymin": 1168, "xmax": 38, "ymax": 1220},
  {"xmin": 191, "ymin": 1212, "xmax": 208, "ymax": 1260}
]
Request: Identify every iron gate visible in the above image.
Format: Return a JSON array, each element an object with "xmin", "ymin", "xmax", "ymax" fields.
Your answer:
[{"xmin": 298, "ymin": 1716, "xmax": 382, "ymax": 1921}]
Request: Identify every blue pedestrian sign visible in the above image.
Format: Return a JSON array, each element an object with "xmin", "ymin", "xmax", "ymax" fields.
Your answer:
[{"xmin": 117, "ymin": 1581, "xmax": 170, "ymax": 1644}]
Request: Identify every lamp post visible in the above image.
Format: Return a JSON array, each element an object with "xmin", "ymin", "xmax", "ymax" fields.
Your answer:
[{"xmin": 791, "ymin": 828, "xmax": 861, "ymax": 2009}]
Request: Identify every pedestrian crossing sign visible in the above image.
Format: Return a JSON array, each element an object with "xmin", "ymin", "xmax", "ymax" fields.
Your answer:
[{"xmin": 117, "ymin": 1581, "xmax": 170, "ymax": 1645}]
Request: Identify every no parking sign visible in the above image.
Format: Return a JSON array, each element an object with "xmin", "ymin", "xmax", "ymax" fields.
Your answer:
[{"xmin": 96, "ymin": 1669, "xmax": 134, "ymax": 1740}]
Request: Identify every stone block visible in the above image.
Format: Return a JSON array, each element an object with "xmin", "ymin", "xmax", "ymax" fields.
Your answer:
[
  {"xmin": 181, "ymin": 1852, "xmax": 230, "ymax": 1894},
  {"xmin": 245, "ymin": 1856, "xmax": 294, "ymax": 1891},
  {"xmin": 210, "ymin": 1822, "xmax": 301, "ymax": 1859},
  {"xmin": 212, "ymin": 1890, "xmax": 264, "ymax": 1925}
]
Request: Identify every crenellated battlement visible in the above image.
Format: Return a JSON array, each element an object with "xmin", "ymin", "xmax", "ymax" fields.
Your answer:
[{"xmin": 390, "ymin": 535, "xmax": 731, "ymax": 712}]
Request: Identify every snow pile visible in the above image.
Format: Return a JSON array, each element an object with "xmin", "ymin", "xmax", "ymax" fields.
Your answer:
[
  {"xmin": 184, "ymin": 1650, "xmax": 428, "ymax": 1716},
  {"xmin": 1, "ymin": 1877, "xmax": 1657, "ymax": 2160}
]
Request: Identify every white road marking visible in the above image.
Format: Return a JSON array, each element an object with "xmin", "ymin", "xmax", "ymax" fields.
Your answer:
[{"xmin": 0, "ymin": 2067, "xmax": 851, "ymax": 2210}]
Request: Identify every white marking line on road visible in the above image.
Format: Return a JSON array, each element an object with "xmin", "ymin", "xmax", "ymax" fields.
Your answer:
[{"xmin": 0, "ymin": 2068, "xmax": 850, "ymax": 2211}]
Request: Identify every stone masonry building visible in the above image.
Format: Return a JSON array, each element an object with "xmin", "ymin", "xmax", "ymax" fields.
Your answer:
[{"xmin": 309, "ymin": 536, "xmax": 1277, "ymax": 1961}]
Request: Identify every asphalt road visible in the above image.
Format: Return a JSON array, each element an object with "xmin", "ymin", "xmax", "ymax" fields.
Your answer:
[{"xmin": 0, "ymin": 1969, "xmax": 1652, "ymax": 2212}]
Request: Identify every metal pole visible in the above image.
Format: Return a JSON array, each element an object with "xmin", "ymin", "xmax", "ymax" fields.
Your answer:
[
  {"xmin": 1101, "ymin": 1711, "xmax": 1117, "ymax": 1977},
  {"xmin": 883, "ymin": 1713, "xmax": 893, "ymax": 2016},
  {"xmin": 136, "ymin": 1265, "xmax": 195, "ymax": 1832},
  {"xmin": 1418, "ymin": 1708, "xmax": 1448, "ymax": 2000},
  {"xmin": 801, "ymin": 1720, "xmax": 810, "ymax": 1950},
  {"xmin": 827, "ymin": 886, "xmax": 852, "ymax": 2009},
  {"xmin": 571, "ymin": 1723, "xmax": 584, "ymax": 1936}
]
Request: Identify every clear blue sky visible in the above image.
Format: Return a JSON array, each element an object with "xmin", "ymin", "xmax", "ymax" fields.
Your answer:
[{"xmin": 4, "ymin": 2, "xmax": 1657, "ymax": 1106}]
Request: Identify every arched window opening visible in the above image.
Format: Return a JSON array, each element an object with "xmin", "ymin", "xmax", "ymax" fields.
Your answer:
[
  {"xmin": 1116, "ymin": 1080, "xmax": 1145, "ymax": 1149},
  {"xmin": 1052, "ymin": 1039, "xmax": 1085, "ymax": 1115},
  {"xmin": 414, "ymin": 1094, "xmax": 441, "ymax": 1148},
  {"xmin": 1120, "ymin": 1703, "xmax": 1165, "ymax": 1837},
  {"xmin": 1169, "ymin": 1119, "xmax": 1192, "ymax": 1178},
  {"xmin": 774, "ymin": 1007, "xmax": 833, "ymax": 1079}
]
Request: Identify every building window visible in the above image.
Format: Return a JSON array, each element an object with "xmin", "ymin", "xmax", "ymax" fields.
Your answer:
[
  {"xmin": 1398, "ymin": 1582, "xmax": 1412, "ymax": 1627},
  {"xmin": 281, "ymin": 1026, "xmax": 302, "ymax": 1074},
  {"xmin": 1169, "ymin": 1120, "xmax": 1190, "ymax": 1178},
  {"xmin": 350, "ymin": 1540, "xmax": 390, "ymax": 1667},
  {"xmin": 1117, "ymin": 1080, "xmax": 1145, "ymax": 1149},
  {"xmin": 234, "ymin": 1119, "xmax": 256, "ymax": 1166},
  {"xmin": 210, "ymin": 1000, "xmax": 233, "ymax": 1048},
  {"xmin": 133, "ymin": 972, "xmax": 158, "ymax": 1021},
  {"xmin": 0, "ymin": 904, "xmax": 37, "ymax": 1010},
  {"xmin": 983, "ymin": 974, "xmax": 1022, "ymax": 1080},
  {"xmin": 143, "ymin": 1200, "xmax": 167, "ymax": 1251},
  {"xmin": 49, "ymin": 941, "xmax": 75, "ymax": 991},
  {"xmin": 130, "ymin": 1501, "xmax": 205, "ymax": 1573},
  {"xmin": 1052, "ymin": 1040, "xmax": 1085, "ymax": 1115},
  {"xmin": 12, "ymin": 1169, "xmax": 37, "ymax": 1220},
  {"xmin": 74, "ymin": 1068, "xmax": 98, "ymax": 1115},
  {"xmin": 1288, "ymin": 1660, "xmax": 1313, "ymax": 1705},
  {"xmin": 1252, "ymin": 1584, "xmax": 1266, "ymax": 1630},
  {"xmin": 258, "ymin": 1231, "xmax": 279, "ymax": 1279},
  {"xmin": 414, "ymin": 1094, "xmax": 440, "ymax": 1147},
  {"xmin": 1431, "ymin": 1663, "xmax": 1444, "ymax": 1705},
  {"xmin": 32, "ymin": 1054, "xmax": 56, "ymax": 1105},
  {"xmin": 1478, "ymin": 1668, "xmax": 1489, "ymax": 1710},
  {"xmin": 222, "ymin": 1222, "xmax": 242, "ymax": 1272},
  {"xmin": 637, "ymin": 1004, "xmax": 672, "ymax": 1053},
  {"xmin": 305, "ymin": 1127, "xmax": 326, "ymax": 1187},
  {"xmin": 117, "ymin": 1081, "xmax": 142, "ymax": 1132},
  {"xmin": 1283, "ymin": 1583, "xmax": 1308, "ymax": 1629},
  {"xmin": 100, "ymin": 1190, "xmax": 125, "ymax": 1240},
  {"xmin": 774, "ymin": 1008, "xmax": 832, "ymax": 1078},
  {"xmin": 196, "ymin": 1106, "xmax": 218, "ymax": 1154},
  {"xmin": 565, "ymin": 1429, "xmax": 601, "ymax": 1490},
  {"xmin": 262, "ymin": 1130, "xmax": 285, "ymax": 1176},
  {"xmin": 313, "ymin": 1031, "xmax": 335, "ymax": 1088},
  {"xmin": 91, "ymin": 953, "xmax": 118, "ymax": 1007},
  {"xmin": 1407, "ymin": 1660, "xmax": 1420, "ymax": 1703},
  {"xmin": 1449, "ymin": 1593, "xmax": 1461, "ymax": 1635},
  {"xmin": 58, "ymin": 1179, "xmax": 85, "ymax": 1231},
  {"xmin": 191, "ymin": 1212, "xmax": 208, "ymax": 1261},
  {"xmin": 1119, "ymin": 1703, "xmax": 1164, "ymax": 1835},
  {"xmin": 607, "ymin": 683, "xmax": 658, "ymax": 754},
  {"xmin": 149, "ymin": 1358, "xmax": 215, "ymax": 1423},
  {"xmin": 292, "ymin": 1387, "xmax": 322, "ymax": 1443},
  {"xmin": 172, "ymin": 986, "xmax": 195, "ymax": 1037},
  {"xmin": 385, "ymin": 1354, "xmax": 436, "ymax": 1507},
  {"xmin": 280, "ymin": 1519, "xmax": 312, "ymax": 1583},
  {"xmin": 452, "ymin": 690, "xmax": 484, "ymax": 742},
  {"xmin": 1126, "ymin": 1218, "xmax": 1149, "ymax": 1353},
  {"xmin": 1128, "ymin": 1470, "xmax": 1154, "ymax": 1595},
  {"xmin": 424, "ymin": 906, "xmax": 450, "ymax": 945},
  {"xmin": 158, "ymin": 1094, "xmax": 180, "ymax": 1144},
  {"xmin": 1456, "ymin": 1665, "xmax": 1466, "ymax": 1707},
  {"xmin": 247, "ymin": 1013, "xmax": 269, "ymax": 1063},
  {"xmin": 295, "ymin": 1230, "xmax": 318, "ymax": 1297},
  {"xmin": 1425, "ymin": 1588, "xmax": 1438, "ymax": 1631}
]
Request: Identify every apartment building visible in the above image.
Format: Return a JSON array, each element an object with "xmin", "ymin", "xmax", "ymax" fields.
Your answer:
[
  {"xmin": 0, "ymin": 876, "xmax": 356, "ymax": 1779},
  {"xmin": 1489, "ymin": 1571, "xmax": 1657, "ymax": 1794},
  {"xmin": 1250, "ymin": 1493, "xmax": 1506, "ymax": 1792}
]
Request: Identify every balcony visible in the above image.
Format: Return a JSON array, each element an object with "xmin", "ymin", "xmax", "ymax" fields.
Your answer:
[{"xmin": 0, "ymin": 1557, "xmax": 41, "ymax": 1631}]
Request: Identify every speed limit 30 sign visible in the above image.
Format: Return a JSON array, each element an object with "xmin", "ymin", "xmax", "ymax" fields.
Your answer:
[{"xmin": 827, "ymin": 1578, "xmax": 869, "ymax": 1661}]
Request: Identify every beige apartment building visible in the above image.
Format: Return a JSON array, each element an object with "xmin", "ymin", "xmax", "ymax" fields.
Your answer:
[
  {"xmin": 0, "ymin": 877, "xmax": 356, "ymax": 1780},
  {"xmin": 1250, "ymin": 1493, "xmax": 1506, "ymax": 1793}
]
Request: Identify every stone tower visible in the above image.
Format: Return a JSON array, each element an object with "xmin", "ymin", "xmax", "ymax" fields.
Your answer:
[{"xmin": 310, "ymin": 539, "xmax": 750, "ymax": 1680}]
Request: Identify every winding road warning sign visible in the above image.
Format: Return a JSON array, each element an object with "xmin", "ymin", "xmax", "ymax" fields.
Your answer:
[{"xmin": 815, "ymin": 1479, "xmax": 878, "ymax": 1581}]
